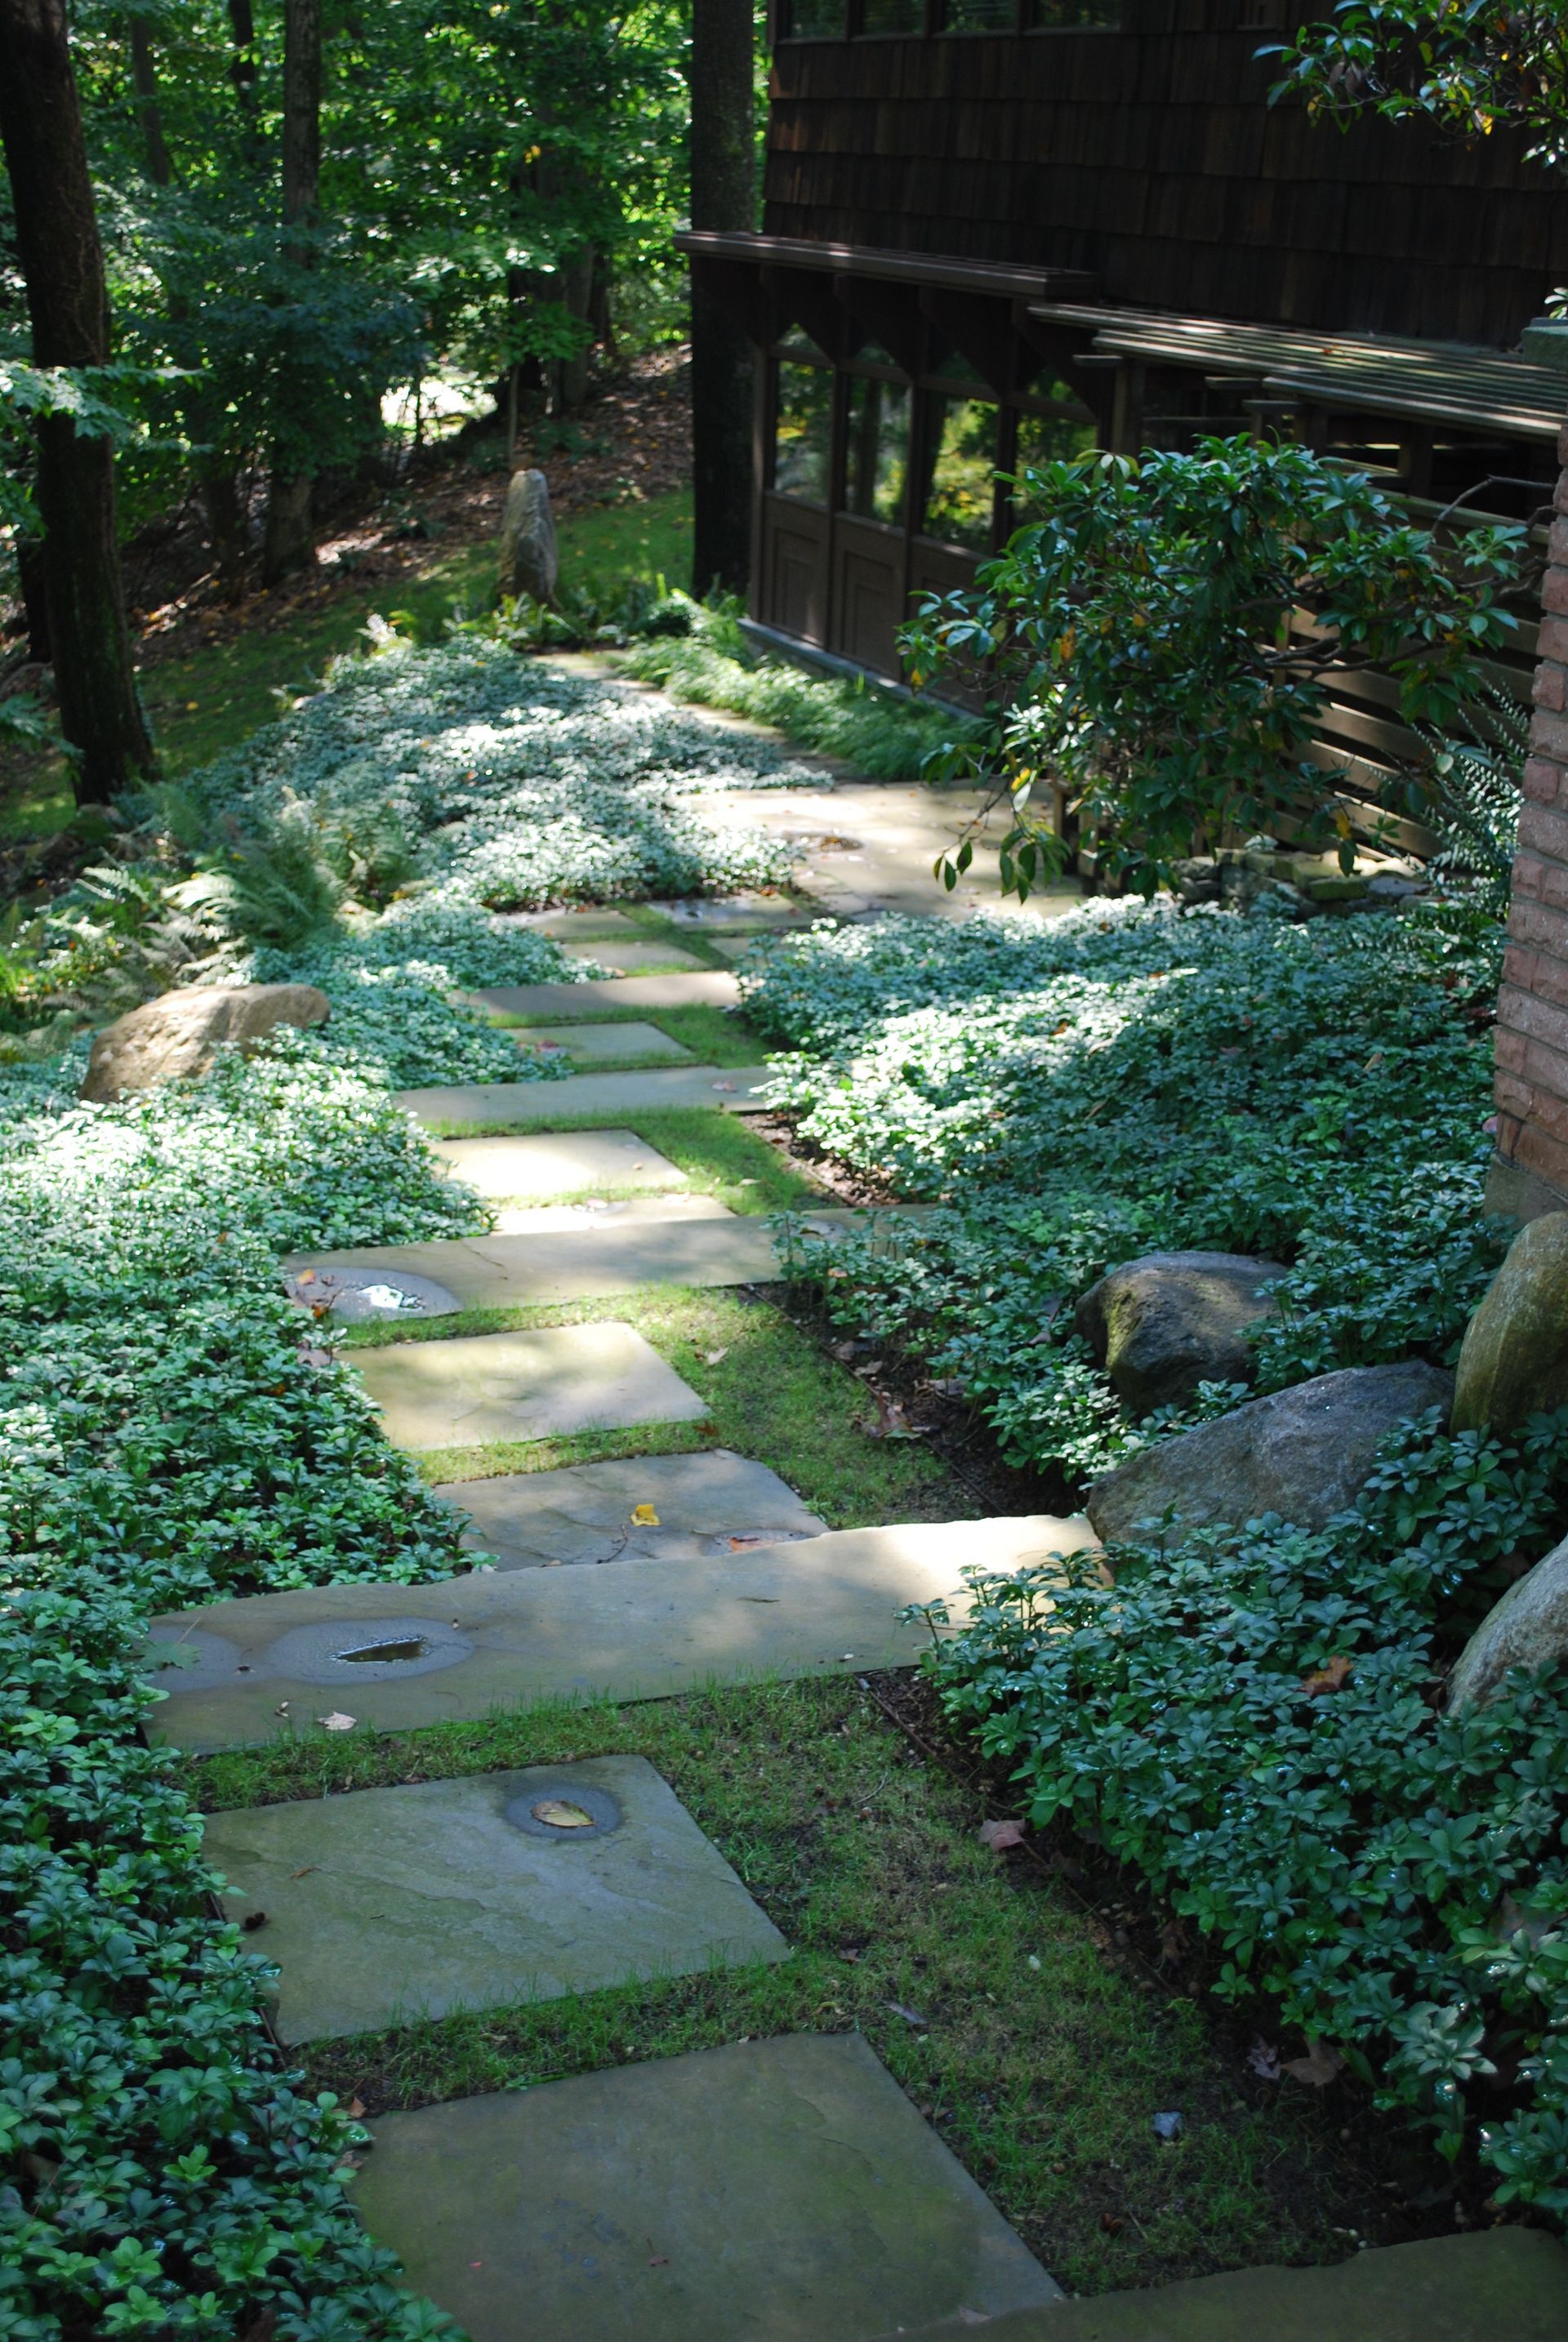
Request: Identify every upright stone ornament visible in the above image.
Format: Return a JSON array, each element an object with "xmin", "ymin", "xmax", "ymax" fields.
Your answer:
[{"xmin": 498, "ymin": 465, "xmax": 559, "ymax": 605}]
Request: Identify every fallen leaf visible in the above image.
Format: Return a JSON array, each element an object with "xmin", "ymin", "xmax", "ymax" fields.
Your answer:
[
  {"xmin": 702, "ymin": 1347, "xmax": 729, "ymax": 1365},
  {"xmin": 979, "ymin": 1817, "xmax": 1026, "ymax": 1853},
  {"xmin": 242, "ymin": 1910, "xmax": 268, "ymax": 1932},
  {"xmin": 1282, "ymin": 2038, "xmax": 1345, "ymax": 2088},
  {"xmin": 1100, "ymin": 2212, "xmax": 1125, "ymax": 2235},
  {"xmin": 289, "ymin": 1865, "xmax": 318, "ymax": 1881},
  {"xmin": 1247, "ymin": 2037, "xmax": 1282, "ymax": 2082},
  {"xmin": 318, "ymin": 1712, "xmax": 355, "ymax": 1732},
  {"xmin": 648, "ymin": 2255, "xmax": 670, "ymax": 2268},
  {"xmin": 347, "ymin": 2096, "xmax": 366, "ymax": 2119},
  {"xmin": 866, "ymin": 1392, "xmax": 916, "ymax": 1440},
  {"xmin": 710, "ymin": 1080, "xmax": 736, "ymax": 1093},
  {"xmin": 1158, "ymin": 1918, "xmax": 1188, "ymax": 1966},
  {"xmin": 532, "ymin": 1797, "xmax": 596, "ymax": 1828},
  {"xmin": 1151, "ymin": 2109, "xmax": 1183, "ymax": 2140},
  {"xmin": 885, "ymin": 2001, "xmax": 928, "ymax": 2028},
  {"xmin": 1301, "ymin": 1654, "xmax": 1353, "ymax": 1697},
  {"xmin": 630, "ymin": 1503, "xmax": 661, "ymax": 1527}
]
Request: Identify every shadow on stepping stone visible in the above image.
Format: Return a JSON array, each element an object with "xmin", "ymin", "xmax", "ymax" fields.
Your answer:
[
  {"xmin": 438, "ymin": 1448, "xmax": 827, "ymax": 1569},
  {"xmin": 352, "ymin": 1322, "xmax": 709, "ymax": 1449},
  {"xmin": 204, "ymin": 1756, "xmax": 786, "ymax": 2043},
  {"xmin": 352, "ymin": 2034, "xmax": 1060, "ymax": 2342}
]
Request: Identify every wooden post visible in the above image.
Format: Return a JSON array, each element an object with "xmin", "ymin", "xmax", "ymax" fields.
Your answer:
[{"xmin": 689, "ymin": 0, "xmax": 757, "ymax": 596}]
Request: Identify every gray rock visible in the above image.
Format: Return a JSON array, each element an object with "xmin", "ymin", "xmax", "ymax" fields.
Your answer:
[
  {"xmin": 1446, "ymin": 1533, "xmax": 1568, "ymax": 1711},
  {"xmin": 81, "ymin": 982, "xmax": 330, "ymax": 1103},
  {"xmin": 498, "ymin": 467, "xmax": 559, "ymax": 603},
  {"xmin": 1074, "ymin": 1249, "xmax": 1286, "ymax": 1416},
  {"xmin": 1452, "ymin": 1212, "xmax": 1568, "ymax": 1436},
  {"xmin": 1086, "ymin": 1360, "xmax": 1454, "ymax": 1544}
]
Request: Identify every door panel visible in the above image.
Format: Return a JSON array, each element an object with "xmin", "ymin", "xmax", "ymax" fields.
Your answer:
[
  {"xmin": 830, "ymin": 516, "xmax": 905, "ymax": 680},
  {"xmin": 760, "ymin": 495, "xmax": 829, "ymax": 646}
]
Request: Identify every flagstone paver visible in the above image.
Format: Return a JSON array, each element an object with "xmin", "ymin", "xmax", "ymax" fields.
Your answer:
[
  {"xmin": 399, "ymin": 1062, "xmax": 775, "ymax": 1126},
  {"xmin": 288, "ymin": 1265, "xmax": 464, "ymax": 1323},
  {"xmin": 508, "ymin": 906, "xmax": 648, "ymax": 941},
  {"xmin": 351, "ymin": 1322, "xmax": 709, "ymax": 1450},
  {"xmin": 435, "ymin": 1448, "xmax": 826, "ymax": 1569},
  {"xmin": 486, "ymin": 1195, "xmax": 734, "ymax": 1235},
  {"xmin": 463, "ymin": 969, "xmax": 742, "ymax": 1020},
  {"xmin": 653, "ymin": 891, "xmax": 817, "ymax": 932},
  {"xmin": 204, "ymin": 1756, "xmax": 787, "ymax": 2044},
  {"xmin": 561, "ymin": 938, "xmax": 709, "ymax": 974},
  {"xmin": 514, "ymin": 1020, "xmax": 695, "ymax": 1066},
  {"xmin": 287, "ymin": 1204, "xmax": 915, "ymax": 1308},
  {"xmin": 431, "ymin": 1128, "xmax": 688, "ymax": 1198},
  {"xmin": 352, "ymin": 2034, "xmax": 1059, "ymax": 2342},
  {"xmin": 145, "ymin": 1515, "xmax": 1099, "ymax": 1751}
]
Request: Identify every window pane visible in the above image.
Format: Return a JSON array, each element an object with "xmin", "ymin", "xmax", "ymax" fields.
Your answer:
[
  {"xmin": 945, "ymin": 0, "xmax": 1015, "ymax": 27},
  {"xmin": 1027, "ymin": 0, "xmax": 1119, "ymax": 22},
  {"xmin": 921, "ymin": 398, "xmax": 999, "ymax": 548},
  {"xmin": 862, "ymin": 0, "xmax": 924, "ymax": 28},
  {"xmin": 786, "ymin": 0, "xmax": 844, "ymax": 33},
  {"xmin": 844, "ymin": 378, "xmax": 911, "ymax": 525},
  {"xmin": 1013, "ymin": 406, "xmax": 1098, "ymax": 491},
  {"xmin": 774, "ymin": 363, "xmax": 835, "ymax": 504}
]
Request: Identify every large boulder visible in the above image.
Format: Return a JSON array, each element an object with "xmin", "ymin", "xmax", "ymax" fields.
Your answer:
[
  {"xmin": 1447, "ymin": 1533, "xmax": 1568, "ymax": 1711},
  {"xmin": 1086, "ymin": 1360, "xmax": 1454, "ymax": 1545},
  {"xmin": 81, "ymin": 982, "xmax": 331, "ymax": 1103},
  {"xmin": 1074, "ymin": 1249, "xmax": 1286, "ymax": 1415},
  {"xmin": 498, "ymin": 467, "xmax": 559, "ymax": 604},
  {"xmin": 1452, "ymin": 1212, "xmax": 1568, "ymax": 1436}
]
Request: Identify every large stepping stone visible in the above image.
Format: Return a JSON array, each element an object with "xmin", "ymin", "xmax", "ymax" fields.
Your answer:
[
  {"xmin": 287, "ymin": 1205, "xmax": 908, "ymax": 1310},
  {"xmin": 485, "ymin": 1195, "xmax": 733, "ymax": 1235},
  {"xmin": 464, "ymin": 969, "xmax": 741, "ymax": 1021},
  {"xmin": 400, "ymin": 1063, "xmax": 775, "ymax": 1126},
  {"xmin": 204, "ymin": 1756, "xmax": 786, "ymax": 2045},
  {"xmin": 517, "ymin": 1021, "xmax": 694, "ymax": 1066},
  {"xmin": 145, "ymin": 1514, "xmax": 1098, "ymax": 1752},
  {"xmin": 432, "ymin": 1128, "xmax": 688, "ymax": 1199},
  {"xmin": 436, "ymin": 1448, "xmax": 827, "ymax": 1569},
  {"xmin": 870, "ymin": 2228, "xmax": 1568, "ymax": 2342},
  {"xmin": 352, "ymin": 1322, "xmax": 709, "ymax": 1451},
  {"xmin": 352, "ymin": 2033, "xmax": 1059, "ymax": 2342},
  {"xmin": 561, "ymin": 938, "xmax": 708, "ymax": 974},
  {"xmin": 654, "ymin": 891, "xmax": 815, "ymax": 932}
]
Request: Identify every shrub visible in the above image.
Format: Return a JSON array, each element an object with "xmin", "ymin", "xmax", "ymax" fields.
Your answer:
[{"xmin": 913, "ymin": 1409, "xmax": 1568, "ymax": 2212}]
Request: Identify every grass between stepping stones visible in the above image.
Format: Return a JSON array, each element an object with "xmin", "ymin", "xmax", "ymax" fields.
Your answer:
[
  {"xmin": 429, "ymin": 1107, "xmax": 827, "ymax": 1215},
  {"xmin": 189, "ymin": 1676, "xmax": 1357, "ymax": 2300},
  {"xmin": 344, "ymin": 1285, "xmax": 963, "ymax": 1526}
]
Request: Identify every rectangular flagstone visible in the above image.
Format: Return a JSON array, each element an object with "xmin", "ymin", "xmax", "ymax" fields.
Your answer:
[
  {"xmin": 503, "ymin": 907, "xmax": 645, "ymax": 941},
  {"xmin": 431, "ymin": 1129, "xmax": 688, "ymax": 1200},
  {"xmin": 485, "ymin": 1195, "xmax": 734, "ymax": 1235},
  {"xmin": 653, "ymin": 892, "xmax": 814, "ymax": 931},
  {"xmin": 436, "ymin": 1448, "xmax": 827, "ymax": 1569},
  {"xmin": 562, "ymin": 939, "xmax": 708, "ymax": 974},
  {"xmin": 143, "ymin": 1514, "xmax": 1100, "ymax": 1752},
  {"xmin": 203, "ymin": 1756, "xmax": 787, "ymax": 2046},
  {"xmin": 399, "ymin": 1063, "xmax": 776, "ymax": 1126},
  {"xmin": 515, "ymin": 1021, "xmax": 694, "ymax": 1066},
  {"xmin": 351, "ymin": 2033, "xmax": 1059, "ymax": 2342},
  {"xmin": 351, "ymin": 1322, "xmax": 708, "ymax": 1451},
  {"xmin": 464, "ymin": 969, "xmax": 741, "ymax": 1021},
  {"xmin": 286, "ymin": 1206, "xmax": 915, "ymax": 1309}
]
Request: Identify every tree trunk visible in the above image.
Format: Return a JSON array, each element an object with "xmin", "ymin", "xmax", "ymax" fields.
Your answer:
[
  {"xmin": 17, "ymin": 539, "xmax": 51, "ymax": 664},
  {"xmin": 226, "ymin": 0, "xmax": 261, "ymax": 149},
  {"xmin": 127, "ymin": 16, "xmax": 172, "ymax": 185},
  {"xmin": 0, "ymin": 0, "xmax": 156, "ymax": 802},
  {"xmin": 262, "ymin": 0, "xmax": 323, "ymax": 585},
  {"xmin": 688, "ymin": 0, "xmax": 756, "ymax": 597}
]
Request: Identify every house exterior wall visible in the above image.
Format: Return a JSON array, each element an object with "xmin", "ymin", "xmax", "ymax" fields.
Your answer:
[{"xmin": 765, "ymin": 0, "xmax": 1568, "ymax": 348}]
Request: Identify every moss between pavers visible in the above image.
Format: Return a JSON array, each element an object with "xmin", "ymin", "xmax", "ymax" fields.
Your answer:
[
  {"xmin": 342, "ymin": 1285, "xmax": 962, "ymax": 1528},
  {"xmin": 190, "ymin": 1677, "xmax": 1357, "ymax": 2300}
]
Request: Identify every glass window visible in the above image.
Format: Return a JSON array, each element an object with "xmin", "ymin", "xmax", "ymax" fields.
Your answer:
[
  {"xmin": 785, "ymin": 0, "xmax": 845, "ymax": 32},
  {"xmin": 928, "ymin": 347, "xmax": 987, "ymax": 389},
  {"xmin": 844, "ymin": 378, "xmax": 911, "ymax": 525},
  {"xmin": 920, "ymin": 397, "xmax": 1000, "ymax": 548},
  {"xmin": 773, "ymin": 362, "xmax": 835, "ymax": 503},
  {"xmin": 1012, "ymin": 405, "xmax": 1098, "ymax": 490},
  {"xmin": 944, "ymin": 0, "xmax": 1016, "ymax": 26},
  {"xmin": 777, "ymin": 326, "xmax": 831, "ymax": 359},
  {"xmin": 1026, "ymin": 0, "xmax": 1119, "ymax": 23},
  {"xmin": 861, "ymin": 0, "xmax": 924, "ymax": 28}
]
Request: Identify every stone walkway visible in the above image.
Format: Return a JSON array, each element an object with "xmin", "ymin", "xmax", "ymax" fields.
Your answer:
[{"xmin": 147, "ymin": 763, "xmax": 1568, "ymax": 2340}]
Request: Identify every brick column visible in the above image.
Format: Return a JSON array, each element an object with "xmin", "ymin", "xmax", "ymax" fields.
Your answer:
[{"xmin": 1486, "ymin": 425, "xmax": 1568, "ymax": 1220}]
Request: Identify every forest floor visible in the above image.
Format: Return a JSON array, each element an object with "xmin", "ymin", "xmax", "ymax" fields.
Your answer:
[{"xmin": 0, "ymin": 344, "xmax": 695, "ymax": 844}]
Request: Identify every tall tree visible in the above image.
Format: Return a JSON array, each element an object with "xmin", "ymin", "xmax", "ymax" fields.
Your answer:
[
  {"xmin": 688, "ymin": 0, "xmax": 755, "ymax": 595},
  {"xmin": 0, "ymin": 0, "xmax": 156, "ymax": 803},
  {"xmin": 262, "ymin": 0, "xmax": 323, "ymax": 583}
]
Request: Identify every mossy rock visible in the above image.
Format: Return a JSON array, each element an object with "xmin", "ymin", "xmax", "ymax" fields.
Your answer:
[{"xmin": 1452, "ymin": 1211, "xmax": 1568, "ymax": 1436}]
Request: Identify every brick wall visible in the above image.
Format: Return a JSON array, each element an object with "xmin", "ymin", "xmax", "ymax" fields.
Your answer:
[{"xmin": 1488, "ymin": 425, "xmax": 1568, "ymax": 1219}]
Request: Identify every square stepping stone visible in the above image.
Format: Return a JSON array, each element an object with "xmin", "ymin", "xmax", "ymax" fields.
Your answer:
[
  {"xmin": 654, "ymin": 892, "xmax": 812, "ymax": 932},
  {"xmin": 487, "ymin": 1195, "xmax": 733, "ymax": 1235},
  {"xmin": 499, "ymin": 907, "xmax": 644, "ymax": 941},
  {"xmin": 352, "ymin": 1322, "xmax": 709, "ymax": 1451},
  {"xmin": 351, "ymin": 2033, "xmax": 1059, "ymax": 2342},
  {"xmin": 516, "ymin": 1021, "xmax": 693, "ymax": 1066},
  {"xmin": 145, "ymin": 1514, "xmax": 1102, "ymax": 1752},
  {"xmin": 436, "ymin": 1448, "xmax": 827, "ymax": 1569},
  {"xmin": 399, "ymin": 1065, "xmax": 776, "ymax": 1125},
  {"xmin": 466, "ymin": 970, "xmax": 740, "ymax": 1020},
  {"xmin": 562, "ymin": 939, "xmax": 706, "ymax": 974},
  {"xmin": 431, "ymin": 1129, "xmax": 688, "ymax": 1201},
  {"xmin": 204, "ymin": 1756, "xmax": 786, "ymax": 2045}
]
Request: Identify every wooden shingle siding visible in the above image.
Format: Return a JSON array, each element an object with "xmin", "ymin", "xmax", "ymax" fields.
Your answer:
[{"xmin": 766, "ymin": 16, "xmax": 1568, "ymax": 345}]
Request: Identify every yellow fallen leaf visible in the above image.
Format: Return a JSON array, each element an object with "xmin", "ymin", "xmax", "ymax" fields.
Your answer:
[
  {"xmin": 630, "ymin": 1503, "xmax": 661, "ymax": 1527},
  {"xmin": 532, "ymin": 1798, "xmax": 595, "ymax": 1828}
]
